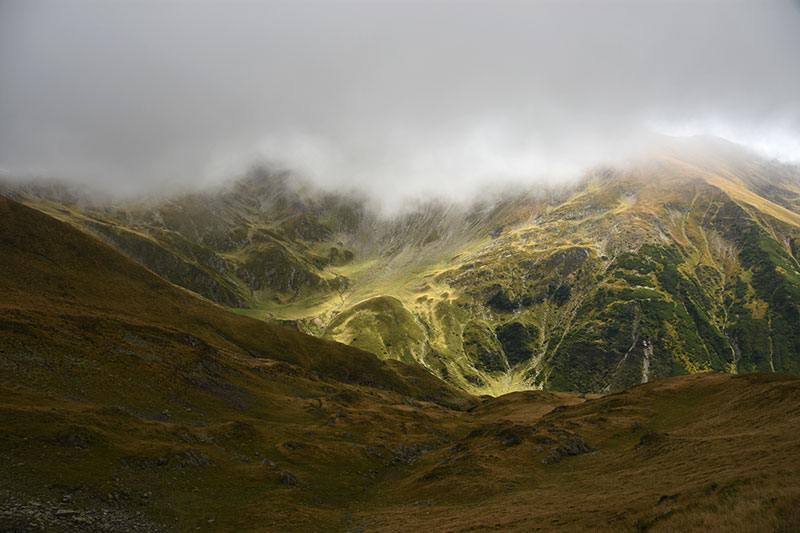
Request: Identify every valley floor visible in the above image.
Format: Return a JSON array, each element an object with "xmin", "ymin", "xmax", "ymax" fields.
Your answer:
[{"xmin": 3, "ymin": 374, "xmax": 800, "ymax": 532}]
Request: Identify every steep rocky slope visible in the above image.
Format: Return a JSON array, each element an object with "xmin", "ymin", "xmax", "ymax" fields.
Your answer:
[
  {"xmin": 1, "ymin": 196, "xmax": 799, "ymax": 531},
  {"xmin": 8, "ymin": 137, "xmax": 800, "ymax": 394}
]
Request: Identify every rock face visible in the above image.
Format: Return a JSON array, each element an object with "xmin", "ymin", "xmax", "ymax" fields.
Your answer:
[
  {"xmin": 541, "ymin": 433, "xmax": 595, "ymax": 464},
  {"xmin": 10, "ymin": 138, "xmax": 800, "ymax": 393},
  {"xmin": 0, "ymin": 490, "xmax": 169, "ymax": 532}
]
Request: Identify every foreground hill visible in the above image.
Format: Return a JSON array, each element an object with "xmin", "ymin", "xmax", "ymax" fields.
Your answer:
[
  {"xmin": 7, "ymin": 137, "xmax": 800, "ymax": 395},
  {"xmin": 0, "ymin": 195, "xmax": 472, "ymax": 530},
  {"xmin": 352, "ymin": 372, "xmax": 800, "ymax": 532},
  {"xmin": 2, "ymin": 195, "xmax": 800, "ymax": 531}
]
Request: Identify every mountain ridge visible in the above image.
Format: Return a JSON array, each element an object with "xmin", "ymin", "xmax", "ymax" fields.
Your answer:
[
  {"xmin": 1, "ymin": 193, "xmax": 800, "ymax": 531},
  {"xmin": 6, "ymin": 137, "xmax": 800, "ymax": 394}
]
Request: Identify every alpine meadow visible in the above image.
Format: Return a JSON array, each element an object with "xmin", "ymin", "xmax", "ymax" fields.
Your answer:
[{"xmin": 2, "ymin": 1, "xmax": 800, "ymax": 531}]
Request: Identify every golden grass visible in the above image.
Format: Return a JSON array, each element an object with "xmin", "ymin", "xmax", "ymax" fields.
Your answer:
[{"xmin": 4, "ymin": 170, "xmax": 800, "ymax": 530}]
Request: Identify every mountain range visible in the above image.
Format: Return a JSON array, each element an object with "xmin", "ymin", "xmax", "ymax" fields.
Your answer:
[
  {"xmin": 1, "ymin": 192, "xmax": 799, "ymax": 530},
  {"xmin": 7, "ymin": 136, "xmax": 800, "ymax": 395}
]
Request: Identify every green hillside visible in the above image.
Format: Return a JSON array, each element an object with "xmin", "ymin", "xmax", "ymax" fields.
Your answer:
[
  {"xmin": 9, "ymin": 138, "xmax": 800, "ymax": 394},
  {"xmin": 1, "ymin": 195, "xmax": 799, "ymax": 531}
]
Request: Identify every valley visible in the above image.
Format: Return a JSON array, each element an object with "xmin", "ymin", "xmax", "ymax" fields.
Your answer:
[
  {"xmin": 3, "ymin": 2, "xmax": 799, "ymax": 530},
  {"xmin": 1, "ymin": 194, "xmax": 799, "ymax": 530},
  {"xmin": 9, "ymin": 137, "xmax": 800, "ymax": 395}
]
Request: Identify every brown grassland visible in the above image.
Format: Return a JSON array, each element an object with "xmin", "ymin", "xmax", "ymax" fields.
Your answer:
[{"xmin": 1, "ymin": 195, "xmax": 799, "ymax": 531}]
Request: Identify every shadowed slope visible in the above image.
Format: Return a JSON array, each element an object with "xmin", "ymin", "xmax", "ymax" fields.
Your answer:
[
  {"xmin": 350, "ymin": 373, "xmax": 800, "ymax": 532},
  {"xmin": 2, "ymin": 195, "xmax": 800, "ymax": 532},
  {"xmin": 10, "ymin": 140, "xmax": 800, "ymax": 395},
  {"xmin": 0, "ymin": 195, "xmax": 473, "ymax": 530},
  {"xmin": 0, "ymin": 195, "xmax": 472, "ymax": 407}
]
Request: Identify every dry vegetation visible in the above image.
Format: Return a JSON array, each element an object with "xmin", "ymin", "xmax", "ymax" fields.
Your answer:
[{"xmin": 2, "ymin": 196, "xmax": 800, "ymax": 531}]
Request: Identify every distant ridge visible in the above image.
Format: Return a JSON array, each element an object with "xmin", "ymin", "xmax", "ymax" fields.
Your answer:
[{"xmin": 8, "ymin": 138, "xmax": 800, "ymax": 394}]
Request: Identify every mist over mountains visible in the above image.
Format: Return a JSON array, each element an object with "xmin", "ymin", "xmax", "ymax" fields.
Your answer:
[
  {"xmin": 2, "ymin": 0, "xmax": 799, "ymax": 209},
  {"xmin": 4, "ymin": 1, "xmax": 800, "ymax": 530},
  {"xmin": 7, "ymin": 137, "xmax": 800, "ymax": 396}
]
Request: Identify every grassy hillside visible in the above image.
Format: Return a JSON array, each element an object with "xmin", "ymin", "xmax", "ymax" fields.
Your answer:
[
  {"xmin": 0, "ymin": 195, "xmax": 474, "ymax": 530},
  {"xmin": 8, "ymin": 139, "xmax": 800, "ymax": 394},
  {"xmin": 1, "ymin": 196, "xmax": 799, "ymax": 530},
  {"xmin": 348, "ymin": 372, "xmax": 800, "ymax": 532},
  {"xmin": 0, "ymin": 196, "xmax": 470, "ymax": 407}
]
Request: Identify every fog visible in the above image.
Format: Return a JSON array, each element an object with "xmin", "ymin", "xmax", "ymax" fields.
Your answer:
[{"xmin": 1, "ymin": 0, "xmax": 799, "ymax": 209}]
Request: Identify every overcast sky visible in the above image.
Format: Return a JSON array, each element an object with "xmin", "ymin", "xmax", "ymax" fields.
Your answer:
[{"xmin": 1, "ymin": 0, "xmax": 799, "ymax": 207}]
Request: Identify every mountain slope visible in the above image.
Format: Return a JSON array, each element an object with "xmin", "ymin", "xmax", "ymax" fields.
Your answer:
[
  {"xmin": 0, "ymin": 196, "xmax": 470, "ymax": 407},
  {"xmin": 0, "ymin": 195, "xmax": 474, "ymax": 529},
  {"xmin": 1, "ymin": 196, "xmax": 799, "ymax": 531},
  {"xmin": 8, "ymin": 138, "xmax": 800, "ymax": 394}
]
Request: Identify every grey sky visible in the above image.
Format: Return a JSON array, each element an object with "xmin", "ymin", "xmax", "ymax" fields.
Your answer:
[{"xmin": 1, "ymin": 0, "xmax": 799, "ymax": 207}]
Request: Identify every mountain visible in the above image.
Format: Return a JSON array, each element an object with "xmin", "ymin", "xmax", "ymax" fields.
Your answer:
[
  {"xmin": 7, "ymin": 137, "xmax": 800, "ymax": 395},
  {"xmin": 1, "ymin": 195, "xmax": 799, "ymax": 531},
  {"xmin": 0, "ymin": 194, "xmax": 472, "ymax": 530}
]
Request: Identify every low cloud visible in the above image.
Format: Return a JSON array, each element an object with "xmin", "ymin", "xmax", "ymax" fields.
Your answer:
[{"xmin": 1, "ymin": 0, "xmax": 799, "ymax": 208}]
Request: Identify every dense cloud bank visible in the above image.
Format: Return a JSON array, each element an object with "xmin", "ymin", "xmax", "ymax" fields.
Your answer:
[{"xmin": 1, "ymin": 0, "xmax": 799, "ymax": 208}]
